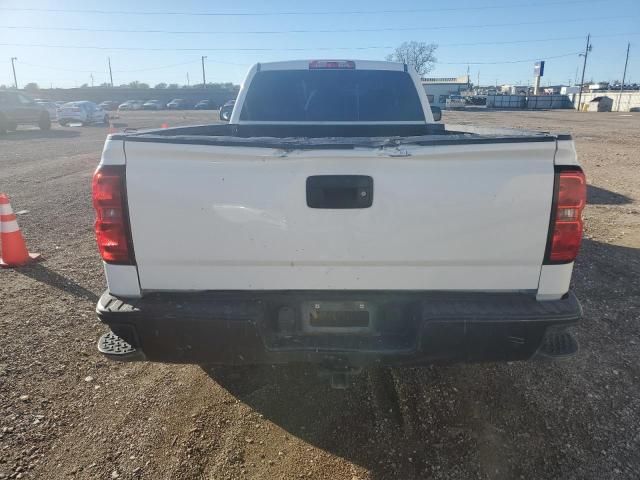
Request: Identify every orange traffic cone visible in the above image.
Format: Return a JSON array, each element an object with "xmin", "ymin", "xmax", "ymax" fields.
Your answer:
[
  {"xmin": 0, "ymin": 194, "xmax": 41, "ymax": 268},
  {"xmin": 161, "ymin": 122, "xmax": 169, "ymax": 129}
]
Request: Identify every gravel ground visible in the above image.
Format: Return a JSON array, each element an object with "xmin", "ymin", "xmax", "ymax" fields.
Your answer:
[{"xmin": 0, "ymin": 109, "xmax": 638, "ymax": 480}]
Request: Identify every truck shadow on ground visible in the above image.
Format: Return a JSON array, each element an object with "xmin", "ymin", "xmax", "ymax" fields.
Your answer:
[
  {"xmin": 587, "ymin": 184, "xmax": 633, "ymax": 205},
  {"xmin": 206, "ymin": 238, "xmax": 639, "ymax": 480},
  {"xmin": 206, "ymin": 362, "xmax": 543, "ymax": 479},
  {"xmin": 13, "ymin": 263, "xmax": 99, "ymax": 302},
  {"xmin": 0, "ymin": 129, "xmax": 81, "ymax": 141}
]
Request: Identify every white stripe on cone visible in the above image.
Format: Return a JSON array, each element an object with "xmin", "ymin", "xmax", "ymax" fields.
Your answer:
[
  {"xmin": 0, "ymin": 204, "xmax": 13, "ymax": 215},
  {"xmin": 0, "ymin": 219, "xmax": 19, "ymax": 233}
]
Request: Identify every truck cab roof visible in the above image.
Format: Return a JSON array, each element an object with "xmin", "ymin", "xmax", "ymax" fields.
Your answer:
[{"xmin": 254, "ymin": 59, "xmax": 408, "ymax": 72}]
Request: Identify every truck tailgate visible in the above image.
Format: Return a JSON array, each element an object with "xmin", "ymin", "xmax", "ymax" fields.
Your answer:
[{"xmin": 123, "ymin": 139, "xmax": 555, "ymax": 292}]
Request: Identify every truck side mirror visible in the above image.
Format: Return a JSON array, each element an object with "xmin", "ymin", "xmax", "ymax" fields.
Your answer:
[{"xmin": 430, "ymin": 106, "xmax": 442, "ymax": 122}]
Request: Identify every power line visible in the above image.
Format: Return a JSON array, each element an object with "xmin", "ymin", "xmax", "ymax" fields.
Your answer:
[
  {"xmin": 16, "ymin": 59, "xmax": 203, "ymax": 73},
  {"xmin": 444, "ymin": 31, "xmax": 639, "ymax": 47},
  {"xmin": 0, "ymin": 42, "xmax": 584, "ymax": 55},
  {"xmin": 2, "ymin": 42, "xmax": 585, "ymax": 65},
  {"xmin": 4, "ymin": 43, "xmax": 403, "ymax": 52},
  {"xmin": 439, "ymin": 52, "xmax": 583, "ymax": 65},
  {"xmin": 1, "ymin": 15, "xmax": 637, "ymax": 36},
  {"xmin": 118, "ymin": 60, "xmax": 203, "ymax": 73},
  {"xmin": 13, "ymin": 59, "xmax": 248, "ymax": 74},
  {"xmin": 0, "ymin": 0, "xmax": 614, "ymax": 17},
  {"xmin": 9, "ymin": 32, "xmax": 639, "ymax": 71}
]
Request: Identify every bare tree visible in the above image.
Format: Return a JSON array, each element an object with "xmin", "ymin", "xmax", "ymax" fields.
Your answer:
[{"xmin": 386, "ymin": 41, "xmax": 438, "ymax": 75}]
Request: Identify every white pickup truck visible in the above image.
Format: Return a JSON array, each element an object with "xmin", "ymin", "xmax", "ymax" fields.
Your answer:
[{"xmin": 93, "ymin": 60, "xmax": 585, "ymax": 384}]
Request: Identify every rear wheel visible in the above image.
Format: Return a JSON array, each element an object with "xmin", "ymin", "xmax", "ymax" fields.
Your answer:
[
  {"xmin": 59, "ymin": 120, "xmax": 68, "ymax": 127},
  {"xmin": 38, "ymin": 112, "xmax": 51, "ymax": 131}
]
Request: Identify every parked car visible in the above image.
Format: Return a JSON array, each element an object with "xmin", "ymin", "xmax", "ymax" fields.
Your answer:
[
  {"xmin": 445, "ymin": 95, "xmax": 467, "ymax": 110},
  {"xmin": 166, "ymin": 98, "xmax": 189, "ymax": 110},
  {"xmin": 58, "ymin": 101, "xmax": 108, "ymax": 126},
  {"xmin": 54, "ymin": 101, "xmax": 66, "ymax": 109},
  {"xmin": 35, "ymin": 100, "xmax": 59, "ymax": 121},
  {"xmin": 219, "ymin": 99, "xmax": 235, "ymax": 121},
  {"xmin": 118, "ymin": 100, "xmax": 144, "ymax": 111},
  {"xmin": 99, "ymin": 101, "xmax": 120, "ymax": 111},
  {"xmin": 142, "ymin": 100, "xmax": 165, "ymax": 110},
  {"xmin": 0, "ymin": 90, "xmax": 51, "ymax": 133},
  {"xmin": 194, "ymin": 99, "xmax": 216, "ymax": 110},
  {"xmin": 93, "ymin": 60, "xmax": 584, "ymax": 388}
]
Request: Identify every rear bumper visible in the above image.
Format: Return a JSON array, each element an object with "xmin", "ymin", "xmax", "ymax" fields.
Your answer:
[{"xmin": 96, "ymin": 290, "xmax": 582, "ymax": 367}]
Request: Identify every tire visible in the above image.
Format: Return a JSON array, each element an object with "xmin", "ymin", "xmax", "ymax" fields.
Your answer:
[
  {"xmin": 59, "ymin": 121, "xmax": 68, "ymax": 127},
  {"xmin": 38, "ymin": 112, "xmax": 51, "ymax": 131}
]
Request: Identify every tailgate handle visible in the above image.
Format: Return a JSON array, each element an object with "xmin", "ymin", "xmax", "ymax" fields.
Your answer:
[{"xmin": 306, "ymin": 175, "xmax": 373, "ymax": 209}]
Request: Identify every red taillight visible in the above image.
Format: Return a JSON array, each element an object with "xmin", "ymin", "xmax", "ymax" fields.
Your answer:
[
  {"xmin": 546, "ymin": 168, "xmax": 586, "ymax": 263},
  {"xmin": 309, "ymin": 60, "xmax": 355, "ymax": 69},
  {"xmin": 92, "ymin": 165, "xmax": 134, "ymax": 264}
]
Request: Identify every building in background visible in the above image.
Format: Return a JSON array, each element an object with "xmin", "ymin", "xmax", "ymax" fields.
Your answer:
[
  {"xmin": 542, "ymin": 86, "xmax": 564, "ymax": 94},
  {"xmin": 561, "ymin": 86, "xmax": 581, "ymax": 95},
  {"xmin": 499, "ymin": 84, "xmax": 531, "ymax": 95},
  {"xmin": 422, "ymin": 75, "xmax": 470, "ymax": 108}
]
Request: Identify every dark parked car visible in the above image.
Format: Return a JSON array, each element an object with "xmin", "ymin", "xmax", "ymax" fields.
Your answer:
[
  {"xmin": 194, "ymin": 99, "xmax": 217, "ymax": 110},
  {"xmin": 0, "ymin": 90, "xmax": 51, "ymax": 133},
  {"xmin": 219, "ymin": 99, "xmax": 235, "ymax": 121},
  {"xmin": 166, "ymin": 98, "xmax": 189, "ymax": 110}
]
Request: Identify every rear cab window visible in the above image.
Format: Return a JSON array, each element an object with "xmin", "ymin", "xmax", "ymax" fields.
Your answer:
[{"xmin": 240, "ymin": 69, "xmax": 425, "ymax": 122}]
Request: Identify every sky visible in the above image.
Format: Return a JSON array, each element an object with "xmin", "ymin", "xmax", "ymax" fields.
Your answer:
[{"xmin": 0, "ymin": 0, "xmax": 639, "ymax": 89}]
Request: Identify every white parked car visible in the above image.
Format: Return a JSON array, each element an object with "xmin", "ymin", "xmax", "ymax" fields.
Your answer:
[
  {"xmin": 35, "ymin": 101, "xmax": 59, "ymax": 121},
  {"xmin": 118, "ymin": 100, "xmax": 144, "ymax": 111},
  {"xmin": 58, "ymin": 101, "xmax": 109, "ymax": 126},
  {"xmin": 142, "ymin": 100, "xmax": 165, "ymax": 110}
]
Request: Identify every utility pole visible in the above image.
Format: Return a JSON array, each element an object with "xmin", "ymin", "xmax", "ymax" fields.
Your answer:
[
  {"xmin": 10, "ymin": 57, "xmax": 18, "ymax": 89},
  {"xmin": 577, "ymin": 34, "xmax": 592, "ymax": 112},
  {"xmin": 617, "ymin": 42, "xmax": 630, "ymax": 112},
  {"xmin": 201, "ymin": 56, "xmax": 207, "ymax": 88},
  {"xmin": 466, "ymin": 64, "xmax": 470, "ymax": 90},
  {"xmin": 186, "ymin": 72, "xmax": 190, "ymax": 87},
  {"xmin": 108, "ymin": 57, "xmax": 113, "ymax": 87},
  {"xmin": 90, "ymin": 73, "xmax": 94, "ymax": 88}
]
